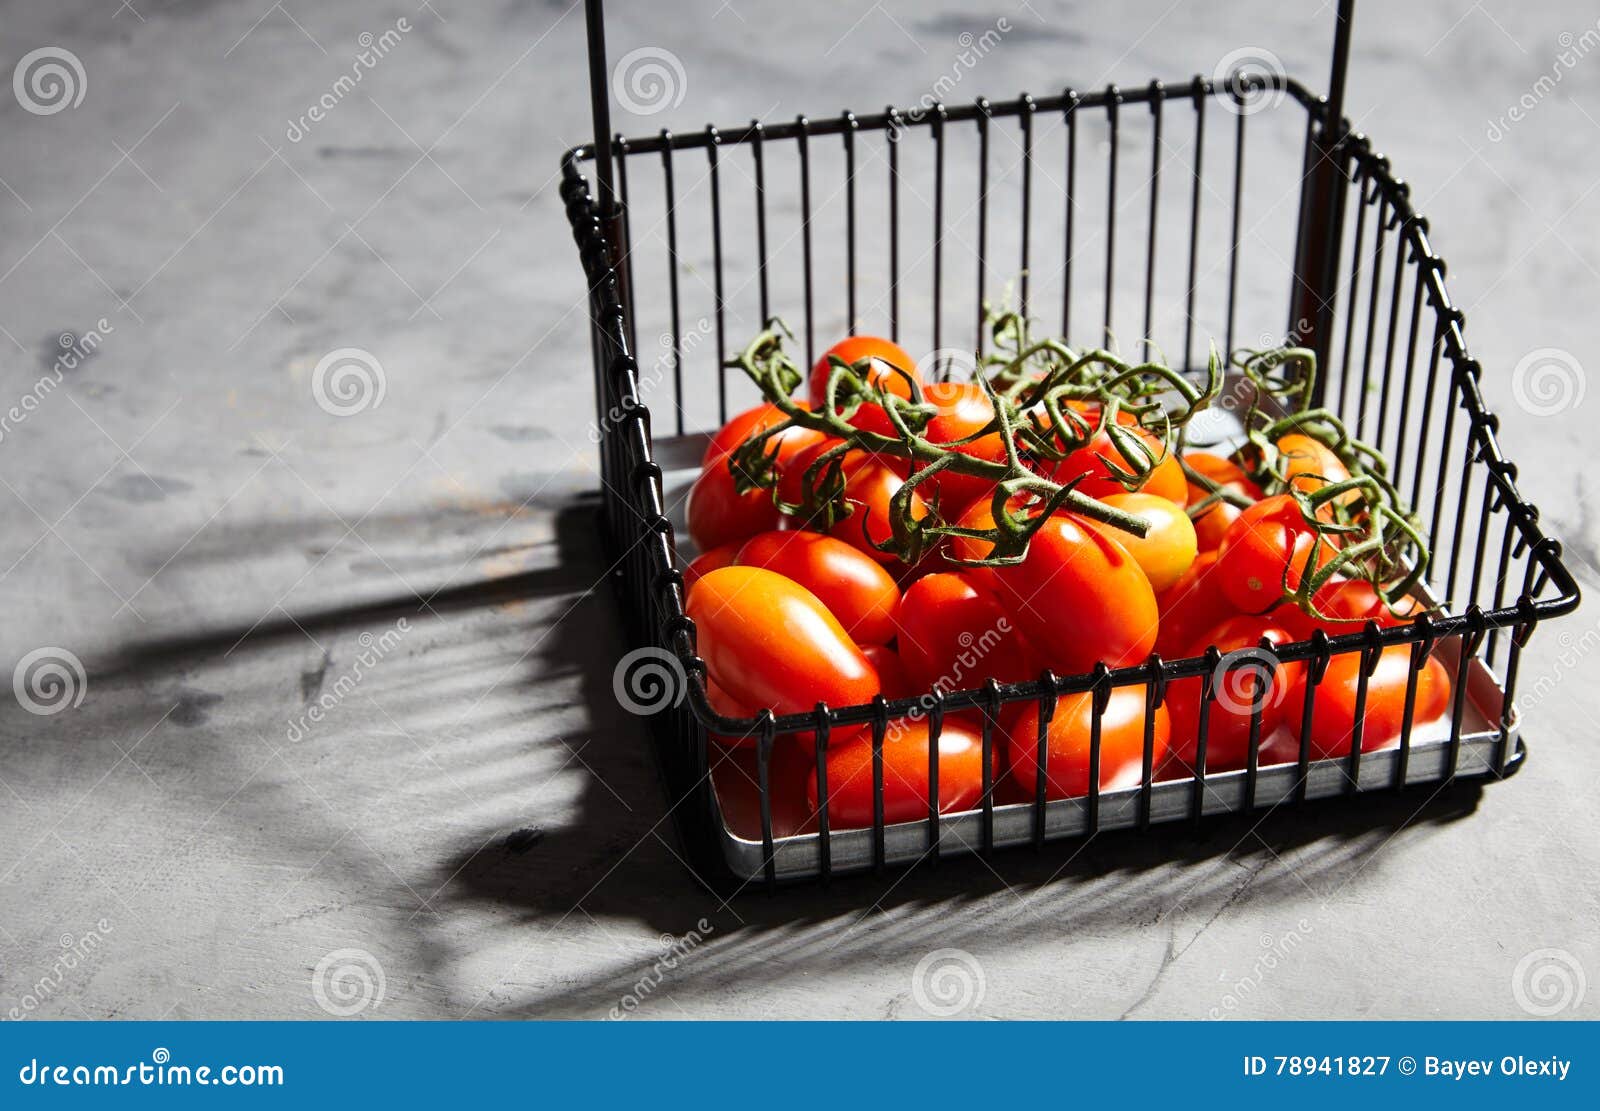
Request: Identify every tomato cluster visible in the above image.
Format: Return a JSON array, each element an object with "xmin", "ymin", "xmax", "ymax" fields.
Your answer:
[{"xmin": 682, "ymin": 336, "xmax": 1452, "ymax": 832}]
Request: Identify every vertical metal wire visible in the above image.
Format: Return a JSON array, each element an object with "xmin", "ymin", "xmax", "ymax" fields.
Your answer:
[
  {"xmin": 798, "ymin": 116, "xmax": 816, "ymax": 371},
  {"xmin": 1104, "ymin": 88, "xmax": 1121, "ymax": 343},
  {"xmin": 660, "ymin": 136, "xmax": 685, "ymax": 435},
  {"xmin": 751, "ymin": 122, "xmax": 770, "ymax": 323},
  {"xmin": 706, "ymin": 126, "xmax": 728, "ymax": 423},
  {"xmin": 1143, "ymin": 82, "xmax": 1163, "ymax": 361},
  {"xmin": 1062, "ymin": 90, "xmax": 1079, "ymax": 339},
  {"xmin": 1183, "ymin": 79, "xmax": 1205, "ymax": 372},
  {"xmin": 844, "ymin": 111, "xmax": 858, "ymax": 330},
  {"xmin": 887, "ymin": 107, "xmax": 902, "ymax": 342},
  {"xmin": 1224, "ymin": 100, "xmax": 1247, "ymax": 361},
  {"xmin": 976, "ymin": 98, "xmax": 991, "ymax": 357},
  {"xmin": 933, "ymin": 105, "xmax": 947, "ymax": 357},
  {"xmin": 1020, "ymin": 95, "xmax": 1035, "ymax": 322}
]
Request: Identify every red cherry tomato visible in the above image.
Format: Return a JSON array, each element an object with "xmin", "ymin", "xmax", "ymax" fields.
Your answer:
[
  {"xmin": 894, "ymin": 572, "xmax": 1034, "ymax": 696},
  {"xmin": 702, "ymin": 400, "xmax": 815, "ymax": 468},
  {"xmin": 807, "ymin": 336, "xmax": 921, "ymax": 436},
  {"xmin": 805, "ymin": 718, "xmax": 985, "ymax": 829},
  {"xmin": 1184, "ymin": 451, "xmax": 1264, "ymax": 553},
  {"xmin": 1153, "ymin": 551, "xmax": 1237, "ymax": 657},
  {"xmin": 862, "ymin": 643, "xmax": 911, "ymax": 700},
  {"xmin": 917, "ymin": 381, "xmax": 1007, "ymax": 512},
  {"xmin": 687, "ymin": 461, "xmax": 777, "ymax": 552},
  {"xmin": 954, "ymin": 512, "xmax": 1158, "ymax": 674},
  {"xmin": 684, "ymin": 541, "xmax": 740, "ymax": 592},
  {"xmin": 1276, "ymin": 432, "xmax": 1355, "ymax": 506},
  {"xmin": 1084, "ymin": 491, "xmax": 1198, "ymax": 593},
  {"xmin": 1163, "ymin": 616, "xmax": 1307, "ymax": 773},
  {"xmin": 686, "ymin": 566, "xmax": 880, "ymax": 716},
  {"xmin": 1286, "ymin": 647, "xmax": 1451, "ymax": 759},
  {"xmin": 828, "ymin": 456, "xmax": 930, "ymax": 566},
  {"xmin": 1055, "ymin": 426, "xmax": 1187, "ymax": 504},
  {"xmin": 734, "ymin": 530, "xmax": 901, "ymax": 646},
  {"xmin": 1004, "ymin": 685, "xmax": 1169, "ymax": 799},
  {"xmin": 1214, "ymin": 494, "xmax": 1339, "ymax": 614}
]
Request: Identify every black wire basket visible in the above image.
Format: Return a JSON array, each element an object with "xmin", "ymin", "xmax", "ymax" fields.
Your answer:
[{"xmin": 562, "ymin": 0, "xmax": 1581, "ymax": 889}]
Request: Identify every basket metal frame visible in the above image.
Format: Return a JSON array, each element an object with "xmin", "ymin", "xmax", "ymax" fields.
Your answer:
[{"xmin": 561, "ymin": 0, "xmax": 1582, "ymax": 889}]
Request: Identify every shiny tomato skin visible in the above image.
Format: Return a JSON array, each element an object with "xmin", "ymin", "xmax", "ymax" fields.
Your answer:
[
  {"xmin": 775, "ymin": 437, "xmax": 849, "ymax": 509},
  {"xmin": 1154, "ymin": 551, "xmax": 1237, "ymax": 657},
  {"xmin": 1004, "ymin": 685, "xmax": 1168, "ymax": 799},
  {"xmin": 686, "ymin": 566, "xmax": 880, "ymax": 716},
  {"xmin": 894, "ymin": 572, "xmax": 1032, "ymax": 695},
  {"xmin": 684, "ymin": 542, "xmax": 741, "ymax": 592},
  {"xmin": 807, "ymin": 336, "xmax": 921, "ymax": 436},
  {"xmin": 861, "ymin": 643, "xmax": 911, "ymax": 700},
  {"xmin": 917, "ymin": 381, "xmax": 1007, "ymax": 512},
  {"xmin": 805, "ymin": 718, "xmax": 985, "ymax": 829},
  {"xmin": 1276, "ymin": 432, "xmax": 1353, "ymax": 503},
  {"xmin": 687, "ymin": 460, "xmax": 778, "ymax": 552},
  {"xmin": 1085, "ymin": 492, "xmax": 1198, "ymax": 593},
  {"xmin": 1287, "ymin": 647, "xmax": 1451, "ymax": 759},
  {"xmin": 982, "ymin": 514, "xmax": 1159, "ymax": 674},
  {"xmin": 1163, "ymin": 616, "xmax": 1306, "ymax": 772},
  {"xmin": 702, "ymin": 400, "xmax": 815, "ymax": 468},
  {"xmin": 828, "ymin": 456, "xmax": 930, "ymax": 565},
  {"xmin": 734, "ymin": 530, "xmax": 901, "ymax": 645},
  {"xmin": 1057, "ymin": 427, "xmax": 1187, "ymax": 504},
  {"xmin": 1214, "ymin": 494, "xmax": 1338, "ymax": 614},
  {"xmin": 1185, "ymin": 452, "xmax": 1264, "ymax": 553}
]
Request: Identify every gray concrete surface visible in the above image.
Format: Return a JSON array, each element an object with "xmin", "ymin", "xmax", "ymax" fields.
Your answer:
[{"xmin": 0, "ymin": 0, "xmax": 1597, "ymax": 1020}]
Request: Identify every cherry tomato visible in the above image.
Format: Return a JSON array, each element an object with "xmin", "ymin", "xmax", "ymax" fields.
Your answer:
[
  {"xmin": 1184, "ymin": 451, "xmax": 1264, "ymax": 553},
  {"xmin": 1004, "ymin": 685, "xmax": 1169, "ymax": 799},
  {"xmin": 1214, "ymin": 494, "xmax": 1339, "ymax": 614},
  {"xmin": 734, "ymin": 530, "xmax": 901, "ymax": 645},
  {"xmin": 807, "ymin": 336, "xmax": 921, "ymax": 437},
  {"xmin": 1084, "ymin": 492, "xmax": 1197, "ymax": 593},
  {"xmin": 894, "ymin": 572, "xmax": 1034, "ymax": 695},
  {"xmin": 774, "ymin": 436, "xmax": 849, "ymax": 508},
  {"xmin": 955, "ymin": 512, "xmax": 1158, "ymax": 674},
  {"xmin": 687, "ymin": 461, "xmax": 778, "ymax": 552},
  {"xmin": 1276, "ymin": 432, "xmax": 1353, "ymax": 503},
  {"xmin": 805, "ymin": 718, "xmax": 986, "ymax": 829},
  {"xmin": 687, "ymin": 566, "xmax": 880, "ymax": 715},
  {"xmin": 862, "ymin": 643, "xmax": 911, "ymax": 700},
  {"xmin": 828, "ymin": 456, "xmax": 930, "ymax": 566},
  {"xmin": 1163, "ymin": 616, "xmax": 1306, "ymax": 772},
  {"xmin": 916, "ymin": 381, "xmax": 1008, "ymax": 512},
  {"xmin": 684, "ymin": 542, "xmax": 740, "ymax": 592},
  {"xmin": 1055, "ymin": 426, "xmax": 1187, "ymax": 504},
  {"xmin": 1286, "ymin": 647, "xmax": 1451, "ymax": 759},
  {"xmin": 702, "ymin": 400, "xmax": 816, "ymax": 468},
  {"xmin": 1153, "ymin": 551, "xmax": 1238, "ymax": 657}
]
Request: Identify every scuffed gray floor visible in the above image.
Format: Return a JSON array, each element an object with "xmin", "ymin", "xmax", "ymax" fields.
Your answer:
[{"xmin": 0, "ymin": 0, "xmax": 1596, "ymax": 1020}]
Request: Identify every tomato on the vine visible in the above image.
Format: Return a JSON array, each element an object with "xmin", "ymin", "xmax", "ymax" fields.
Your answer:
[
  {"xmin": 894, "ymin": 572, "xmax": 1034, "ymax": 695},
  {"xmin": 687, "ymin": 462, "xmax": 778, "ymax": 552},
  {"xmin": 1214, "ymin": 493, "xmax": 1339, "ymax": 614},
  {"xmin": 827, "ymin": 456, "xmax": 930, "ymax": 566},
  {"xmin": 954, "ymin": 511, "xmax": 1158, "ymax": 674},
  {"xmin": 916, "ymin": 381, "xmax": 1008, "ymax": 513},
  {"xmin": 702, "ymin": 400, "xmax": 816, "ymax": 468},
  {"xmin": 1184, "ymin": 451, "xmax": 1264, "ymax": 553},
  {"xmin": 807, "ymin": 336, "xmax": 921, "ymax": 437},
  {"xmin": 1054, "ymin": 426, "xmax": 1187, "ymax": 505},
  {"xmin": 1084, "ymin": 491, "xmax": 1197, "ymax": 593},
  {"xmin": 1163, "ymin": 615, "xmax": 1306, "ymax": 773},
  {"xmin": 806, "ymin": 718, "xmax": 986, "ymax": 829},
  {"xmin": 1286, "ymin": 646, "xmax": 1450, "ymax": 759},
  {"xmin": 684, "ymin": 541, "xmax": 741, "ymax": 592},
  {"xmin": 686, "ymin": 566, "xmax": 880, "ymax": 715},
  {"xmin": 1275, "ymin": 432, "xmax": 1353, "ymax": 504},
  {"xmin": 1004, "ymin": 685, "xmax": 1169, "ymax": 799},
  {"xmin": 735, "ymin": 530, "xmax": 901, "ymax": 646}
]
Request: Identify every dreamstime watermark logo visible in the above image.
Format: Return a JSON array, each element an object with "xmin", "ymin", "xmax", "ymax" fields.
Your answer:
[
  {"xmin": 311, "ymin": 948, "xmax": 386, "ymax": 1017},
  {"xmin": 612, "ymin": 647, "xmax": 687, "ymax": 716},
  {"xmin": 911, "ymin": 948, "xmax": 986, "ymax": 1017},
  {"xmin": 1209, "ymin": 918, "xmax": 1314, "ymax": 1019},
  {"xmin": 13, "ymin": 47, "xmax": 86, "ymax": 115},
  {"xmin": 611, "ymin": 46, "xmax": 686, "ymax": 116},
  {"xmin": 0, "ymin": 319, "xmax": 113, "ymax": 446},
  {"xmin": 1510, "ymin": 347, "xmax": 1585, "ymax": 417},
  {"xmin": 1487, "ymin": 21, "xmax": 1600, "ymax": 142},
  {"xmin": 889, "ymin": 18, "xmax": 1011, "ymax": 139},
  {"xmin": 1213, "ymin": 47, "xmax": 1286, "ymax": 116},
  {"xmin": 311, "ymin": 347, "xmax": 387, "ymax": 416},
  {"xmin": 1511, "ymin": 948, "xmax": 1587, "ymax": 1017},
  {"xmin": 588, "ymin": 317, "xmax": 713, "ymax": 443},
  {"xmin": 606, "ymin": 919, "xmax": 713, "ymax": 1019},
  {"xmin": 6, "ymin": 919, "xmax": 113, "ymax": 1020},
  {"xmin": 285, "ymin": 618, "xmax": 409, "ymax": 742},
  {"xmin": 1211, "ymin": 645, "xmax": 1280, "ymax": 716},
  {"xmin": 13, "ymin": 647, "xmax": 87, "ymax": 716},
  {"xmin": 286, "ymin": 18, "xmax": 412, "ymax": 142}
]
